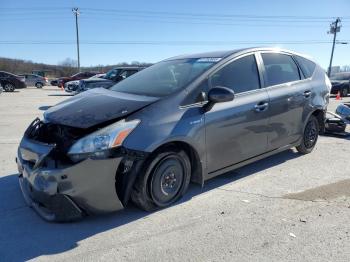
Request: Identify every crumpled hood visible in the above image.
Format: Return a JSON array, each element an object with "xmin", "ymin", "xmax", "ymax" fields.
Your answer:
[{"xmin": 44, "ymin": 88, "xmax": 158, "ymax": 128}]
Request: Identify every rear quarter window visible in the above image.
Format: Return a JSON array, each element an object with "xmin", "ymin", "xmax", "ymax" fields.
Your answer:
[{"xmin": 294, "ymin": 55, "xmax": 316, "ymax": 78}]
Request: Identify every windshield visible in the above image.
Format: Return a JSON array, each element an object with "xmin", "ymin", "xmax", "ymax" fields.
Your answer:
[
  {"xmin": 109, "ymin": 58, "xmax": 220, "ymax": 97},
  {"xmin": 105, "ymin": 69, "xmax": 122, "ymax": 80},
  {"xmin": 331, "ymin": 73, "xmax": 350, "ymax": 81}
]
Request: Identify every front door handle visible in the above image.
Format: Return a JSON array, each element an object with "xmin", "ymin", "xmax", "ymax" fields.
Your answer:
[
  {"xmin": 254, "ymin": 102, "xmax": 269, "ymax": 112},
  {"xmin": 304, "ymin": 90, "xmax": 311, "ymax": 98}
]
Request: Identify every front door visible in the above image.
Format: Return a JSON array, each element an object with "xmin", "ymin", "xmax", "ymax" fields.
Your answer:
[{"xmin": 205, "ymin": 54, "xmax": 270, "ymax": 173}]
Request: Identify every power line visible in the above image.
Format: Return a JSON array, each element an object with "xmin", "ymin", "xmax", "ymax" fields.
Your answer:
[
  {"xmin": 1, "ymin": 7, "xmax": 349, "ymax": 21},
  {"xmin": 0, "ymin": 40, "xmax": 348, "ymax": 45}
]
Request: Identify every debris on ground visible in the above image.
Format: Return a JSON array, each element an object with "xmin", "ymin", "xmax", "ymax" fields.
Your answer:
[
  {"xmin": 299, "ymin": 218, "xmax": 307, "ymax": 223},
  {"xmin": 289, "ymin": 233, "xmax": 296, "ymax": 238}
]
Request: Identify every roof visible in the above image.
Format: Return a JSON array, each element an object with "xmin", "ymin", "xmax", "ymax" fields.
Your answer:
[
  {"xmin": 112, "ymin": 66, "xmax": 146, "ymax": 70},
  {"xmin": 164, "ymin": 47, "xmax": 311, "ymax": 61}
]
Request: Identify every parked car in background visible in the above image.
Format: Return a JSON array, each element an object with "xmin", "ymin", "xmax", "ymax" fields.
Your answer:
[
  {"xmin": 330, "ymin": 72, "xmax": 350, "ymax": 97},
  {"xmin": 65, "ymin": 67, "xmax": 145, "ymax": 94},
  {"xmin": 51, "ymin": 71, "xmax": 100, "ymax": 87},
  {"xmin": 17, "ymin": 47, "xmax": 330, "ymax": 221},
  {"xmin": 0, "ymin": 84, "xmax": 3, "ymax": 94},
  {"xmin": 77, "ymin": 67, "xmax": 145, "ymax": 94},
  {"xmin": 64, "ymin": 73, "xmax": 106, "ymax": 93},
  {"xmin": 0, "ymin": 71, "xmax": 26, "ymax": 92},
  {"xmin": 18, "ymin": 74, "xmax": 49, "ymax": 88},
  {"xmin": 50, "ymin": 79, "xmax": 59, "ymax": 86}
]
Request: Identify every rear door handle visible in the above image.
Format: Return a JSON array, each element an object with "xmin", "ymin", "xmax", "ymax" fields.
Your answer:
[
  {"xmin": 254, "ymin": 102, "xmax": 269, "ymax": 112},
  {"xmin": 304, "ymin": 90, "xmax": 311, "ymax": 98}
]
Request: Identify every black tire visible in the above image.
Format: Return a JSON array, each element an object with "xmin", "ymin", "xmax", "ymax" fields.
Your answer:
[
  {"xmin": 35, "ymin": 82, "xmax": 43, "ymax": 88},
  {"xmin": 3, "ymin": 83, "xmax": 15, "ymax": 92},
  {"xmin": 296, "ymin": 115, "xmax": 319, "ymax": 154},
  {"xmin": 131, "ymin": 148, "xmax": 191, "ymax": 211}
]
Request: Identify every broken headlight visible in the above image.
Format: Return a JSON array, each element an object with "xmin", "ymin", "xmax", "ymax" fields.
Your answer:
[{"xmin": 68, "ymin": 119, "xmax": 140, "ymax": 162}]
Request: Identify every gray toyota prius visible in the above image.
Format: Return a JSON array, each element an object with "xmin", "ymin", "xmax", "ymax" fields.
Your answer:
[{"xmin": 17, "ymin": 47, "xmax": 330, "ymax": 221}]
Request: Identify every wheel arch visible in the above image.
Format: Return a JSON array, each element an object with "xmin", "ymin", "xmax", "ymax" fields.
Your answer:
[
  {"xmin": 148, "ymin": 141, "xmax": 203, "ymax": 185},
  {"xmin": 117, "ymin": 140, "xmax": 204, "ymax": 207},
  {"xmin": 303, "ymin": 108, "xmax": 326, "ymax": 134},
  {"xmin": 311, "ymin": 108, "xmax": 325, "ymax": 134}
]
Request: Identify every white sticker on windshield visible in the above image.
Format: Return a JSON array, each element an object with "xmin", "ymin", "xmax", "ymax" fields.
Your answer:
[{"xmin": 197, "ymin": 58, "xmax": 222, "ymax": 63}]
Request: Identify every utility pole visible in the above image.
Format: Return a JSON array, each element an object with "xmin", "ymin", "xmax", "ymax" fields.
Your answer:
[
  {"xmin": 72, "ymin": 7, "xmax": 80, "ymax": 72},
  {"xmin": 327, "ymin": 17, "xmax": 341, "ymax": 77}
]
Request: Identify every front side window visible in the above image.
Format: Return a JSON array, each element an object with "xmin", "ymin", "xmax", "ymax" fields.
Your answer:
[
  {"xmin": 261, "ymin": 53, "xmax": 301, "ymax": 86},
  {"xmin": 110, "ymin": 58, "xmax": 219, "ymax": 97},
  {"xmin": 210, "ymin": 54, "xmax": 260, "ymax": 94}
]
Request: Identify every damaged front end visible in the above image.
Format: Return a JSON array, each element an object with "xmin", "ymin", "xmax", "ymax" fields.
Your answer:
[{"xmin": 17, "ymin": 117, "xmax": 145, "ymax": 222}]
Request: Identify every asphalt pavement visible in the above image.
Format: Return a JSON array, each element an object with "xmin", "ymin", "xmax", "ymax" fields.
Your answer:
[{"xmin": 0, "ymin": 87, "xmax": 349, "ymax": 262}]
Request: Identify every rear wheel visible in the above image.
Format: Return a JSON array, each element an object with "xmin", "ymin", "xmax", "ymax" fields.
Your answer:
[
  {"xmin": 3, "ymin": 83, "xmax": 15, "ymax": 92},
  {"xmin": 296, "ymin": 115, "xmax": 319, "ymax": 154},
  {"xmin": 35, "ymin": 82, "xmax": 43, "ymax": 88},
  {"xmin": 131, "ymin": 148, "xmax": 191, "ymax": 211}
]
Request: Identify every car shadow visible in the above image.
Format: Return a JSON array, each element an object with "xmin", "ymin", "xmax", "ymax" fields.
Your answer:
[
  {"xmin": 48, "ymin": 94, "xmax": 73, "ymax": 97},
  {"xmin": 321, "ymin": 132, "xmax": 350, "ymax": 140},
  {"xmin": 0, "ymin": 149, "xmax": 300, "ymax": 261},
  {"xmin": 3, "ymin": 90, "xmax": 20, "ymax": 93},
  {"xmin": 38, "ymin": 106, "xmax": 52, "ymax": 111}
]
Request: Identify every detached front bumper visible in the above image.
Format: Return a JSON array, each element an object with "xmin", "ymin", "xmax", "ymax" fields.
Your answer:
[{"xmin": 17, "ymin": 138, "xmax": 125, "ymax": 222}]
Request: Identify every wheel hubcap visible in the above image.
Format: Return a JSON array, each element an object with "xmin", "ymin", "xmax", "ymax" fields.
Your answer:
[
  {"xmin": 150, "ymin": 156, "xmax": 184, "ymax": 206},
  {"xmin": 5, "ymin": 84, "xmax": 13, "ymax": 91},
  {"xmin": 161, "ymin": 172, "xmax": 178, "ymax": 194},
  {"xmin": 304, "ymin": 120, "xmax": 317, "ymax": 148}
]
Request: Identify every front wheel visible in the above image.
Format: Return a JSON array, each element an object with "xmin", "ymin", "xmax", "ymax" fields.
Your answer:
[
  {"xmin": 3, "ymin": 83, "xmax": 15, "ymax": 92},
  {"xmin": 35, "ymin": 82, "xmax": 43, "ymax": 88},
  {"xmin": 296, "ymin": 115, "xmax": 319, "ymax": 154},
  {"xmin": 131, "ymin": 148, "xmax": 191, "ymax": 211}
]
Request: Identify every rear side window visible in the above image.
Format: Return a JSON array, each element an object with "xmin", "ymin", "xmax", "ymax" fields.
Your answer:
[
  {"xmin": 294, "ymin": 55, "xmax": 316, "ymax": 78},
  {"xmin": 261, "ymin": 53, "xmax": 300, "ymax": 86},
  {"xmin": 211, "ymin": 54, "xmax": 260, "ymax": 94}
]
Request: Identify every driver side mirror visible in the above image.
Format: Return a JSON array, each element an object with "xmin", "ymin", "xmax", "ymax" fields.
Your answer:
[{"xmin": 208, "ymin": 86, "xmax": 235, "ymax": 103}]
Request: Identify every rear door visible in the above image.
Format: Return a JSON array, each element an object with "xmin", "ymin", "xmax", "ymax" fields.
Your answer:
[
  {"xmin": 205, "ymin": 53, "xmax": 270, "ymax": 173},
  {"xmin": 258, "ymin": 52, "xmax": 311, "ymax": 150}
]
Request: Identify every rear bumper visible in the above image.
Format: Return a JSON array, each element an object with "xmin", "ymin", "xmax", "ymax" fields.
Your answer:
[{"xmin": 17, "ymin": 138, "xmax": 125, "ymax": 222}]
